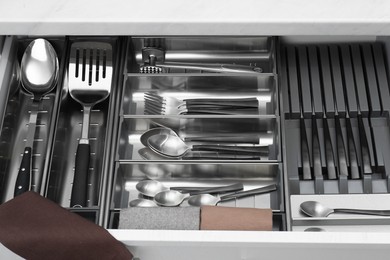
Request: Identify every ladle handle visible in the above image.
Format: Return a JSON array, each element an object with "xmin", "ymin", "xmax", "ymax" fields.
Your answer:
[
  {"xmin": 71, "ymin": 143, "xmax": 90, "ymax": 207},
  {"xmin": 189, "ymin": 183, "xmax": 244, "ymax": 196},
  {"xmin": 220, "ymin": 184, "xmax": 278, "ymax": 201},
  {"xmin": 14, "ymin": 147, "xmax": 32, "ymax": 197},
  {"xmin": 334, "ymin": 208, "xmax": 390, "ymax": 216},
  {"xmin": 191, "ymin": 144, "xmax": 268, "ymax": 154}
]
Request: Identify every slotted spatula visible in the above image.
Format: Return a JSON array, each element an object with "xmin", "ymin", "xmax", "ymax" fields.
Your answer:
[{"xmin": 68, "ymin": 42, "xmax": 112, "ymax": 207}]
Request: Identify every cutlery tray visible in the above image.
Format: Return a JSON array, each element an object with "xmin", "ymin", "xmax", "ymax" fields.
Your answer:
[
  {"xmin": 45, "ymin": 37, "xmax": 122, "ymax": 222},
  {"xmin": 0, "ymin": 36, "xmax": 66, "ymax": 203},
  {"xmin": 104, "ymin": 36, "xmax": 285, "ymax": 230}
]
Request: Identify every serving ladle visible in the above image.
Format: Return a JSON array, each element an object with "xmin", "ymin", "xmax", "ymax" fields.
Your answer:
[
  {"xmin": 136, "ymin": 179, "xmax": 243, "ymax": 197},
  {"xmin": 300, "ymin": 201, "xmax": 390, "ymax": 217},
  {"xmin": 187, "ymin": 184, "xmax": 277, "ymax": 206},
  {"xmin": 14, "ymin": 39, "xmax": 58, "ymax": 197},
  {"xmin": 154, "ymin": 183, "xmax": 244, "ymax": 207},
  {"xmin": 147, "ymin": 134, "xmax": 268, "ymax": 158}
]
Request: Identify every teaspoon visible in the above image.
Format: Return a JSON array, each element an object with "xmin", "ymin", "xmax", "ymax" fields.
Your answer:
[{"xmin": 300, "ymin": 201, "xmax": 390, "ymax": 217}]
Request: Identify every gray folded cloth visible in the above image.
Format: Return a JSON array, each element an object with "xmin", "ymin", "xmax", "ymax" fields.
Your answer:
[{"xmin": 119, "ymin": 207, "xmax": 200, "ymax": 230}]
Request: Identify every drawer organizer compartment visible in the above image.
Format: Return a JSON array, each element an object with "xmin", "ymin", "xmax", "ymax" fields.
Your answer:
[
  {"xmin": 290, "ymin": 194, "xmax": 390, "ymax": 232},
  {"xmin": 108, "ymin": 162, "xmax": 284, "ymax": 230},
  {"xmin": 122, "ymin": 74, "xmax": 278, "ymax": 116},
  {"xmin": 128, "ymin": 36, "xmax": 274, "ymax": 74},
  {"xmin": 279, "ymin": 40, "xmax": 390, "ymax": 232},
  {"xmin": 280, "ymin": 42, "xmax": 390, "ymax": 195},
  {"xmin": 46, "ymin": 37, "xmax": 122, "ymax": 222},
  {"xmin": 117, "ymin": 117, "xmax": 279, "ymax": 161},
  {"xmin": 0, "ymin": 36, "xmax": 66, "ymax": 203},
  {"xmin": 105, "ymin": 36, "xmax": 284, "ymax": 231}
]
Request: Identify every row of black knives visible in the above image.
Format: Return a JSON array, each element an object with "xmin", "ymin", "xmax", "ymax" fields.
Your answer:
[{"xmin": 281, "ymin": 42, "xmax": 390, "ymax": 193}]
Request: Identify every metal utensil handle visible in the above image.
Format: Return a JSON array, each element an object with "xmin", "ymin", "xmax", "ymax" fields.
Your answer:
[
  {"xmin": 220, "ymin": 184, "xmax": 278, "ymax": 201},
  {"xmin": 189, "ymin": 183, "xmax": 244, "ymax": 195},
  {"xmin": 185, "ymin": 154, "xmax": 261, "ymax": 160},
  {"xmin": 14, "ymin": 147, "xmax": 32, "ymax": 197},
  {"xmin": 184, "ymin": 98, "xmax": 259, "ymax": 108},
  {"xmin": 182, "ymin": 108, "xmax": 259, "ymax": 115},
  {"xmin": 70, "ymin": 143, "xmax": 90, "ymax": 207},
  {"xmin": 184, "ymin": 104, "xmax": 259, "ymax": 110},
  {"xmin": 185, "ymin": 135, "xmax": 261, "ymax": 144},
  {"xmin": 334, "ymin": 208, "xmax": 390, "ymax": 216},
  {"xmin": 191, "ymin": 144, "xmax": 268, "ymax": 154}
]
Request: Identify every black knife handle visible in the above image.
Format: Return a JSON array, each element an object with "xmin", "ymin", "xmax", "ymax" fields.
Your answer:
[
  {"xmin": 70, "ymin": 143, "xmax": 90, "ymax": 207},
  {"xmin": 14, "ymin": 147, "xmax": 32, "ymax": 197}
]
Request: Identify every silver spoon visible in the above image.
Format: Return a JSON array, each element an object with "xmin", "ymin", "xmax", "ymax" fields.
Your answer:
[
  {"xmin": 140, "ymin": 127, "xmax": 273, "ymax": 147},
  {"xmin": 154, "ymin": 183, "xmax": 244, "ymax": 207},
  {"xmin": 187, "ymin": 184, "xmax": 277, "ymax": 206},
  {"xmin": 300, "ymin": 201, "xmax": 390, "ymax": 217},
  {"xmin": 14, "ymin": 39, "xmax": 58, "ymax": 197},
  {"xmin": 147, "ymin": 134, "xmax": 268, "ymax": 158},
  {"xmin": 136, "ymin": 179, "xmax": 243, "ymax": 197}
]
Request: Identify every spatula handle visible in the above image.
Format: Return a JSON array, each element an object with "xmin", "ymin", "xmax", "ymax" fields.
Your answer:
[
  {"xmin": 14, "ymin": 147, "xmax": 32, "ymax": 197},
  {"xmin": 71, "ymin": 143, "xmax": 90, "ymax": 207}
]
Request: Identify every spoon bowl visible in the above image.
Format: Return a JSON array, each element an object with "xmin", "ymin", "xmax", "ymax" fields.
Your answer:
[{"xmin": 129, "ymin": 199, "xmax": 158, "ymax": 207}]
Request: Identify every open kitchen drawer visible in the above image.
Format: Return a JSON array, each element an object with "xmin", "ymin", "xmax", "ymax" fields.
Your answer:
[{"xmin": 1, "ymin": 35, "xmax": 390, "ymax": 260}]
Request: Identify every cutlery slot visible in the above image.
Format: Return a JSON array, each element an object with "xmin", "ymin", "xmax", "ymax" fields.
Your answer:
[
  {"xmin": 128, "ymin": 37, "xmax": 275, "ymax": 74},
  {"xmin": 121, "ymin": 74, "xmax": 277, "ymax": 116},
  {"xmin": 108, "ymin": 162, "xmax": 284, "ymax": 230},
  {"xmin": 281, "ymin": 41, "xmax": 390, "ymax": 197},
  {"xmin": 46, "ymin": 37, "xmax": 122, "ymax": 213},
  {"xmin": 0, "ymin": 36, "xmax": 66, "ymax": 204},
  {"xmin": 117, "ymin": 117, "xmax": 280, "ymax": 161}
]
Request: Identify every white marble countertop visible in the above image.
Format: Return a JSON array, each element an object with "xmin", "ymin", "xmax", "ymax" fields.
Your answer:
[{"xmin": 1, "ymin": 0, "xmax": 390, "ymax": 36}]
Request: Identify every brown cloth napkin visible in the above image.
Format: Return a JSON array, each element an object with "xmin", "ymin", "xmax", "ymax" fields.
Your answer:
[
  {"xmin": 200, "ymin": 206, "xmax": 273, "ymax": 231},
  {"xmin": 0, "ymin": 192, "xmax": 133, "ymax": 260}
]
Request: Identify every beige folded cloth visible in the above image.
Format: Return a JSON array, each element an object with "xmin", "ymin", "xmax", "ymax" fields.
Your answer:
[
  {"xmin": 200, "ymin": 206, "xmax": 273, "ymax": 231},
  {"xmin": 0, "ymin": 191, "xmax": 133, "ymax": 260}
]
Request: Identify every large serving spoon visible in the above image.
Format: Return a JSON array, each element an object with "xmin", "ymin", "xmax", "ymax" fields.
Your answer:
[
  {"xmin": 140, "ymin": 127, "xmax": 273, "ymax": 147},
  {"xmin": 136, "ymin": 179, "xmax": 243, "ymax": 197},
  {"xmin": 147, "ymin": 134, "xmax": 268, "ymax": 158},
  {"xmin": 187, "ymin": 184, "xmax": 277, "ymax": 206},
  {"xmin": 300, "ymin": 201, "xmax": 390, "ymax": 217},
  {"xmin": 154, "ymin": 183, "xmax": 244, "ymax": 207},
  {"xmin": 14, "ymin": 39, "xmax": 58, "ymax": 197}
]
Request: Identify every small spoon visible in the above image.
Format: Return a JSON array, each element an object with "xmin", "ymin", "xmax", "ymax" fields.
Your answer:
[
  {"xmin": 129, "ymin": 199, "xmax": 158, "ymax": 207},
  {"xmin": 187, "ymin": 184, "xmax": 277, "ymax": 206},
  {"xmin": 300, "ymin": 201, "xmax": 390, "ymax": 217},
  {"xmin": 14, "ymin": 39, "xmax": 58, "ymax": 197},
  {"xmin": 136, "ymin": 179, "xmax": 242, "ymax": 197},
  {"xmin": 147, "ymin": 134, "xmax": 268, "ymax": 158},
  {"xmin": 154, "ymin": 183, "xmax": 244, "ymax": 207}
]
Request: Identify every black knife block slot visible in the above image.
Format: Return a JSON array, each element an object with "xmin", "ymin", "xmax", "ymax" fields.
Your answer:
[{"xmin": 280, "ymin": 42, "xmax": 390, "ymax": 195}]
